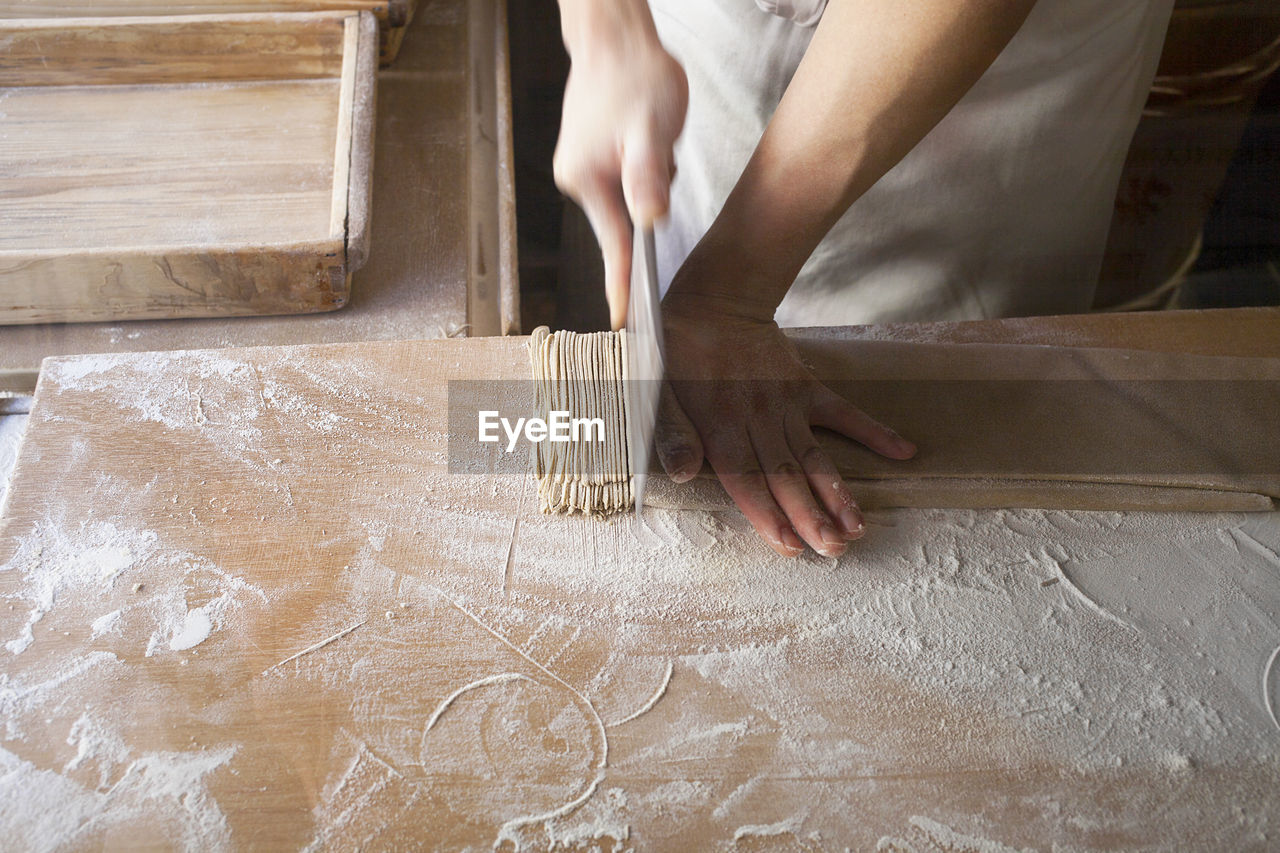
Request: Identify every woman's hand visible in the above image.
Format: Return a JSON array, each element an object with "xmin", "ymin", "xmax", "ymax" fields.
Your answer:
[
  {"xmin": 554, "ymin": 0, "xmax": 687, "ymax": 331},
  {"xmin": 656, "ymin": 290, "xmax": 917, "ymax": 558}
]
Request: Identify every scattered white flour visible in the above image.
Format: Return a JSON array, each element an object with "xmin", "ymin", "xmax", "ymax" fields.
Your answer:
[
  {"xmin": 393, "ymin": 502, "xmax": 1280, "ymax": 849},
  {"xmin": 144, "ymin": 581, "xmax": 260, "ymax": 657},
  {"xmin": 0, "ymin": 519, "xmax": 266, "ymax": 659},
  {"xmin": 878, "ymin": 815, "xmax": 1035, "ymax": 853},
  {"xmin": 0, "ymin": 413, "xmax": 27, "ymax": 510},
  {"xmin": 40, "ymin": 351, "xmax": 261, "ymax": 434},
  {"xmin": 733, "ymin": 815, "xmax": 804, "ymax": 841},
  {"xmin": 0, "ymin": 743, "xmax": 237, "ymax": 852},
  {"xmin": 0, "ymin": 651, "xmax": 121, "ymax": 741},
  {"xmin": 64, "ymin": 713, "xmax": 132, "ymax": 788},
  {"xmin": 89, "ymin": 610, "xmax": 122, "ymax": 640},
  {"xmin": 167, "ymin": 607, "xmax": 214, "ymax": 652},
  {"xmin": 543, "ymin": 787, "xmax": 631, "ymax": 849},
  {"xmin": 35, "ymin": 347, "xmax": 436, "ymax": 478},
  {"xmin": 2, "ymin": 521, "xmax": 154, "ymax": 655}
]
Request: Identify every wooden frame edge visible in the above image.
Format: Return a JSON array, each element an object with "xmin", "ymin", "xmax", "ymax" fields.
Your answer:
[
  {"xmin": 465, "ymin": 0, "xmax": 518, "ymax": 337},
  {"xmin": 494, "ymin": 0, "xmax": 520, "ymax": 335},
  {"xmin": 343, "ymin": 10, "xmax": 379, "ymax": 273}
]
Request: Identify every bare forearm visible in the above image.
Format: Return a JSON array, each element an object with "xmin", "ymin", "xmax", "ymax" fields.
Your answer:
[{"xmin": 667, "ymin": 0, "xmax": 1037, "ymax": 318}]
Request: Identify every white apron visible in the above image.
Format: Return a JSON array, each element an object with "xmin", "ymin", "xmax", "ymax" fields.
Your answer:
[{"xmin": 649, "ymin": 0, "xmax": 1175, "ymax": 325}]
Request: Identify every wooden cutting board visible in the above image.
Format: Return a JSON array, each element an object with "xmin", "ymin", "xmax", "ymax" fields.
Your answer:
[
  {"xmin": 1, "ymin": 315, "xmax": 1278, "ymax": 848},
  {"xmin": 0, "ymin": 10, "xmax": 377, "ymax": 325}
]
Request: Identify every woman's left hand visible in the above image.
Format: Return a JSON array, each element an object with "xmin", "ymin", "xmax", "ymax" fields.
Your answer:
[{"xmin": 655, "ymin": 290, "xmax": 916, "ymax": 558}]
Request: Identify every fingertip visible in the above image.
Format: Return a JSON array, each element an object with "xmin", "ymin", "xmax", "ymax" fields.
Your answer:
[
  {"xmin": 777, "ymin": 525, "xmax": 805, "ymax": 557},
  {"xmin": 669, "ymin": 462, "xmax": 699, "ymax": 484},
  {"xmin": 817, "ymin": 523, "xmax": 848, "ymax": 558},
  {"xmin": 837, "ymin": 506, "xmax": 865, "ymax": 540},
  {"xmin": 874, "ymin": 428, "xmax": 916, "ymax": 460},
  {"xmin": 658, "ymin": 448, "xmax": 699, "ymax": 483}
]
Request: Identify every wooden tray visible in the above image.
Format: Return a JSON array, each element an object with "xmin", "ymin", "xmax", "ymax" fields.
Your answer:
[
  {"xmin": 0, "ymin": 0, "xmax": 417, "ymax": 64},
  {"xmin": 0, "ymin": 11, "xmax": 377, "ymax": 325}
]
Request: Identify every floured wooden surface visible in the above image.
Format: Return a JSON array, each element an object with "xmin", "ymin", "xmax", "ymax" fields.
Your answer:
[{"xmin": 1, "ymin": 334, "xmax": 1278, "ymax": 849}]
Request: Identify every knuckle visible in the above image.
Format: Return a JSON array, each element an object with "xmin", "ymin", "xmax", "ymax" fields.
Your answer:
[
  {"xmin": 733, "ymin": 468, "xmax": 769, "ymax": 493},
  {"xmin": 767, "ymin": 460, "xmax": 803, "ymax": 479},
  {"xmin": 799, "ymin": 445, "xmax": 830, "ymax": 471}
]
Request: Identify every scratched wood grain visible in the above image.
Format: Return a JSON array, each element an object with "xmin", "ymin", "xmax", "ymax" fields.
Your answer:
[
  {"xmin": 0, "ymin": 11, "xmax": 377, "ymax": 325},
  {"xmin": 0, "ymin": 322, "xmax": 1278, "ymax": 848}
]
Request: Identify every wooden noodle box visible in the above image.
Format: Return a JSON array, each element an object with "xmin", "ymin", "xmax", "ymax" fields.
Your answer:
[
  {"xmin": 0, "ymin": 10, "xmax": 378, "ymax": 325},
  {"xmin": 0, "ymin": 0, "xmax": 418, "ymax": 64}
]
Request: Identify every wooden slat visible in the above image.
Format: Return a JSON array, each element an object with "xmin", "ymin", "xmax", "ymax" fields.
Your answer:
[
  {"xmin": 0, "ymin": 13, "xmax": 351, "ymax": 87},
  {"xmin": 841, "ymin": 305, "xmax": 1280, "ymax": 357},
  {"xmin": 329, "ymin": 16, "xmax": 361, "ymax": 240},
  {"xmin": 0, "ymin": 1, "xmax": 389, "ymax": 19},
  {"xmin": 0, "ymin": 1, "xmax": 422, "ymax": 65},
  {"xmin": 343, "ymin": 10, "xmax": 379, "ymax": 269},
  {"xmin": 0, "ymin": 78, "xmax": 340, "ymax": 252},
  {"xmin": 493, "ymin": 0, "xmax": 520, "ymax": 334},
  {"xmin": 465, "ymin": 0, "xmax": 504, "ymax": 337},
  {"xmin": 0, "ymin": 241, "xmax": 348, "ymax": 324}
]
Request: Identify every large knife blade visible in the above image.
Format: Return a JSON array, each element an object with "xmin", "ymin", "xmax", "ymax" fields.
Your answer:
[{"xmin": 625, "ymin": 225, "xmax": 664, "ymax": 513}]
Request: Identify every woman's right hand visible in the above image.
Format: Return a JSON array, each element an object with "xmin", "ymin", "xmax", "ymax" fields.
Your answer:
[{"xmin": 554, "ymin": 0, "xmax": 687, "ymax": 330}]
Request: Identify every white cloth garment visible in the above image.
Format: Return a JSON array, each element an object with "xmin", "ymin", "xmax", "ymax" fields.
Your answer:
[
  {"xmin": 753, "ymin": 0, "xmax": 828, "ymax": 27},
  {"xmin": 649, "ymin": 0, "xmax": 1175, "ymax": 325}
]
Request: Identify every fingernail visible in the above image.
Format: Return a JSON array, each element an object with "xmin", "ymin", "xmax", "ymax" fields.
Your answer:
[
  {"xmin": 779, "ymin": 526, "xmax": 804, "ymax": 555},
  {"xmin": 819, "ymin": 524, "xmax": 847, "ymax": 557},
  {"xmin": 839, "ymin": 508, "xmax": 865, "ymax": 539},
  {"xmin": 667, "ymin": 454, "xmax": 696, "ymax": 481}
]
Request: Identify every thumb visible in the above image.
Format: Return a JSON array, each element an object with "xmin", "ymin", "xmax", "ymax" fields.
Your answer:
[
  {"xmin": 655, "ymin": 381, "xmax": 704, "ymax": 483},
  {"xmin": 580, "ymin": 181, "xmax": 633, "ymax": 331}
]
